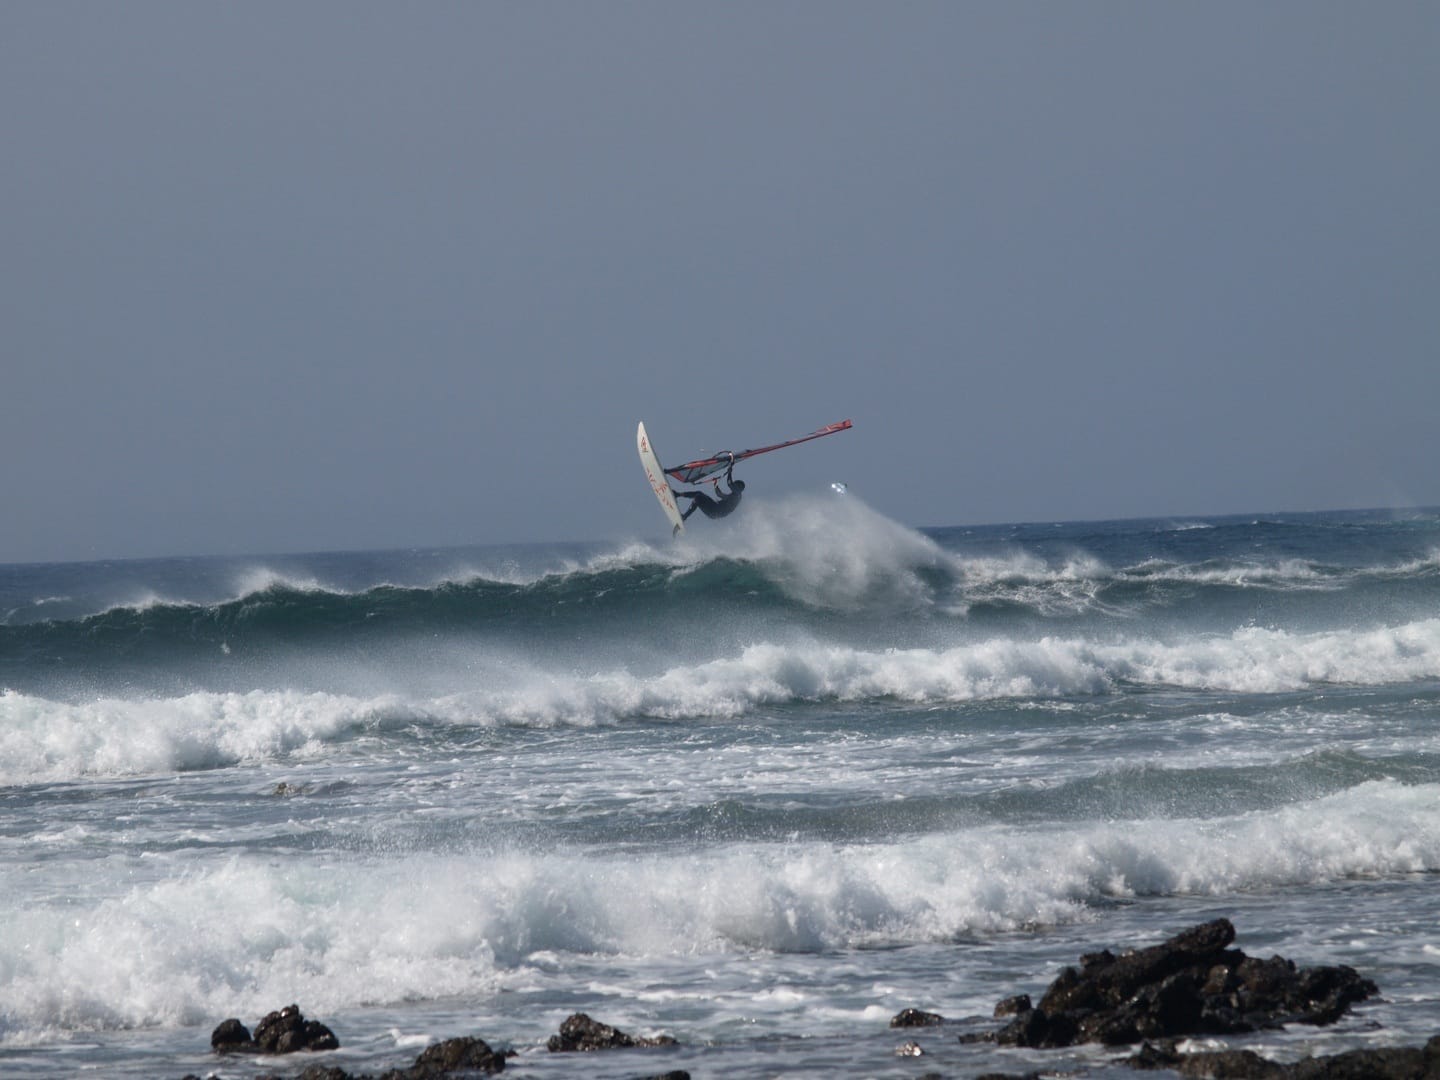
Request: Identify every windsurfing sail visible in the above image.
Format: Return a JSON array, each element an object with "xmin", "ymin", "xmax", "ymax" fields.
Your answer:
[{"xmin": 664, "ymin": 419, "xmax": 853, "ymax": 487}]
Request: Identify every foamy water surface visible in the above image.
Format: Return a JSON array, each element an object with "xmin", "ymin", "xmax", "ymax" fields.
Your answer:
[{"xmin": 3, "ymin": 502, "xmax": 1440, "ymax": 1077}]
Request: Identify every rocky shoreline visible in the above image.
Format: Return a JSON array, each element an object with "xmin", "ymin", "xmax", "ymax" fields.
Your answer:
[{"xmin": 186, "ymin": 919, "xmax": 1438, "ymax": 1079}]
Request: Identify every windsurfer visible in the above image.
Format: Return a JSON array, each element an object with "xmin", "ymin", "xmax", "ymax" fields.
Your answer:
[{"xmin": 678, "ymin": 460, "xmax": 745, "ymax": 521}]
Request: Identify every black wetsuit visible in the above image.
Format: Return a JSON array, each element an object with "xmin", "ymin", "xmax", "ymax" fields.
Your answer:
[{"xmin": 679, "ymin": 472, "xmax": 744, "ymax": 521}]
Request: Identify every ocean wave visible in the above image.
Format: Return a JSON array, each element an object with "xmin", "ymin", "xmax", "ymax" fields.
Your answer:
[
  {"xmin": 7, "ymin": 618, "xmax": 1440, "ymax": 782},
  {"xmin": 0, "ymin": 547, "xmax": 1379, "ymax": 666},
  {"xmin": 0, "ymin": 499, "xmax": 961, "ymax": 671},
  {"xmin": 0, "ymin": 688, "xmax": 407, "ymax": 784},
  {"xmin": 1, "ymin": 779, "xmax": 1435, "ymax": 1038},
  {"xmin": 948, "ymin": 547, "xmax": 1440, "ymax": 620},
  {"xmin": 1370, "ymin": 547, "xmax": 1440, "ymax": 580},
  {"xmin": 682, "ymin": 620, "xmax": 1440, "ymax": 703},
  {"xmin": 955, "ymin": 552, "xmax": 1342, "ymax": 598},
  {"xmin": 1117, "ymin": 557, "xmax": 1332, "ymax": 588},
  {"xmin": 7, "ymin": 505, "xmax": 1440, "ymax": 664}
]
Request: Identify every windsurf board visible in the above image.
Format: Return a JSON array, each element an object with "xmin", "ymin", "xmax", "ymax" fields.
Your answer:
[{"xmin": 637, "ymin": 421, "xmax": 686, "ymax": 536}]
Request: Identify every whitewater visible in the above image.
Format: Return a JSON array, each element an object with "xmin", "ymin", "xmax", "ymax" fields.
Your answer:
[{"xmin": 3, "ymin": 498, "xmax": 1439, "ymax": 1078}]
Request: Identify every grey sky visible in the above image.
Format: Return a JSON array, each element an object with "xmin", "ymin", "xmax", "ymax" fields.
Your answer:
[{"xmin": 3, "ymin": 2, "xmax": 1437, "ymax": 563}]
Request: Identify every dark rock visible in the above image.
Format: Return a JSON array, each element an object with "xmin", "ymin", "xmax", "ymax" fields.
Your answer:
[
  {"xmin": 633, "ymin": 1073, "xmax": 690, "ymax": 1080},
  {"xmin": 546, "ymin": 1012, "xmax": 676, "ymax": 1052},
  {"xmin": 993, "ymin": 994, "xmax": 1032, "ymax": 1018},
  {"xmin": 891, "ymin": 1007, "xmax": 946, "ymax": 1027},
  {"xmin": 1036, "ymin": 962, "xmax": 1098, "ymax": 1015},
  {"xmin": 1130, "ymin": 1032, "xmax": 1440, "ymax": 1077},
  {"xmin": 1176, "ymin": 1047, "xmax": 1286, "ymax": 1078},
  {"xmin": 1204, "ymin": 963, "xmax": 1239, "ymax": 997},
  {"xmin": 409, "ymin": 1035, "xmax": 505, "ymax": 1074},
  {"xmin": 995, "ymin": 1002, "xmax": 1078, "ymax": 1048},
  {"xmin": 211, "ymin": 1016, "xmax": 257, "ymax": 1053},
  {"xmin": 215, "ymin": 1004, "xmax": 340, "ymax": 1056},
  {"xmin": 1040, "ymin": 918, "xmax": 1235, "ymax": 1017},
  {"xmin": 293, "ymin": 1068, "xmax": 357, "ymax": 1080},
  {"xmin": 1128, "ymin": 1039, "xmax": 1185, "ymax": 1070},
  {"xmin": 255, "ymin": 1003, "xmax": 301, "ymax": 1052},
  {"xmin": 1287, "ymin": 964, "xmax": 1378, "ymax": 1027},
  {"xmin": 1170, "ymin": 1034, "xmax": 1440, "ymax": 1078},
  {"xmin": 303, "ymin": 1020, "xmax": 341, "ymax": 1052},
  {"xmin": 987, "ymin": 919, "xmax": 1376, "ymax": 1049}
]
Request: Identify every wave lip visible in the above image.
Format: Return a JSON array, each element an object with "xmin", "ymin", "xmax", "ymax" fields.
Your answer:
[
  {"xmin": 8, "ymin": 505, "xmax": 1440, "ymax": 653},
  {"xmin": 0, "ymin": 498, "xmax": 966, "ymax": 673}
]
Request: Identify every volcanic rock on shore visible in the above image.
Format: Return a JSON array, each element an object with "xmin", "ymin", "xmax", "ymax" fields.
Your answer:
[
  {"xmin": 200, "ymin": 1007, "xmax": 692, "ymax": 1079},
  {"xmin": 546, "ymin": 1011, "xmax": 678, "ymax": 1052},
  {"xmin": 192, "ymin": 925, "xmax": 1418, "ymax": 1080},
  {"xmin": 970, "ymin": 918, "xmax": 1377, "ymax": 1049},
  {"xmin": 211, "ymin": 1004, "xmax": 339, "ymax": 1054},
  {"xmin": 1129, "ymin": 1033, "xmax": 1440, "ymax": 1077}
]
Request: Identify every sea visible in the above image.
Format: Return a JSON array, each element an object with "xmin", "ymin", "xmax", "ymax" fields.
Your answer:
[{"xmin": 2, "ymin": 496, "xmax": 1439, "ymax": 1079}]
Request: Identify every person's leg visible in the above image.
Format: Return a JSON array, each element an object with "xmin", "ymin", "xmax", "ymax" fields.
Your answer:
[{"xmin": 684, "ymin": 490, "xmax": 718, "ymax": 518}]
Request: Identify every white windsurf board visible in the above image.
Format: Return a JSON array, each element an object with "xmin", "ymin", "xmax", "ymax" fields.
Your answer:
[{"xmin": 637, "ymin": 421, "xmax": 685, "ymax": 536}]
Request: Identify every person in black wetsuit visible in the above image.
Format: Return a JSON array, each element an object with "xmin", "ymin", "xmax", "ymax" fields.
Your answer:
[{"xmin": 677, "ymin": 459, "xmax": 745, "ymax": 521}]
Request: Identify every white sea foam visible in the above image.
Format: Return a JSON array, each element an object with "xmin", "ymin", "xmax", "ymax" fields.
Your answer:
[
  {"xmin": 451, "ymin": 618, "xmax": 1440, "ymax": 722},
  {"xmin": 1120, "ymin": 557, "xmax": 1331, "ymax": 589},
  {"xmin": 671, "ymin": 494, "xmax": 954, "ymax": 610},
  {"xmin": 1372, "ymin": 547, "xmax": 1440, "ymax": 579},
  {"xmin": 953, "ymin": 553, "xmax": 1342, "ymax": 615},
  {"xmin": 7, "ymin": 617, "xmax": 1440, "ymax": 781},
  {"xmin": 1, "ymin": 780, "xmax": 1436, "ymax": 1040},
  {"xmin": 109, "ymin": 588, "xmax": 177, "ymax": 613},
  {"xmin": 438, "ymin": 541, "xmax": 681, "ymax": 590},
  {"xmin": 0, "ymin": 689, "xmax": 407, "ymax": 784},
  {"xmin": 229, "ymin": 566, "xmax": 330, "ymax": 597},
  {"xmin": 75, "ymin": 503, "xmax": 940, "ymax": 616},
  {"xmin": 951, "ymin": 551, "xmax": 1116, "ymax": 614}
]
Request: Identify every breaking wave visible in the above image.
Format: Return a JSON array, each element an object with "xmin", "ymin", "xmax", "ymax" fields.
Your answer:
[
  {"xmin": 1, "ymin": 779, "xmax": 1436, "ymax": 1038},
  {"xmin": 7, "ymin": 616, "xmax": 1440, "ymax": 783}
]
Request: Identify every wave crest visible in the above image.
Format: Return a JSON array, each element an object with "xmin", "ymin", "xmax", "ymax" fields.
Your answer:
[{"xmin": 8, "ymin": 618, "xmax": 1440, "ymax": 782}]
